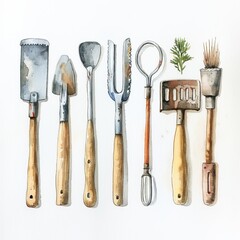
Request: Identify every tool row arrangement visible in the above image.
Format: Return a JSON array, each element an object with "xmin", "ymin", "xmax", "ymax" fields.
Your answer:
[{"xmin": 20, "ymin": 38, "xmax": 222, "ymax": 208}]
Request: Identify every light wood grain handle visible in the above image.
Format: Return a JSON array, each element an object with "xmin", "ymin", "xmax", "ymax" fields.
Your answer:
[
  {"xmin": 26, "ymin": 118, "xmax": 39, "ymax": 208},
  {"xmin": 144, "ymin": 98, "xmax": 150, "ymax": 165},
  {"xmin": 202, "ymin": 163, "xmax": 216, "ymax": 205},
  {"xmin": 56, "ymin": 122, "xmax": 70, "ymax": 206},
  {"xmin": 113, "ymin": 134, "xmax": 124, "ymax": 206},
  {"xmin": 172, "ymin": 124, "xmax": 187, "ymax": 205},
  {"xmin": 83, "ymin": 120, "xmax": 96, "ymax": 207},
  {"xmin": 206, "ymin": 109, "xmax": 214, "ymax": 164}
]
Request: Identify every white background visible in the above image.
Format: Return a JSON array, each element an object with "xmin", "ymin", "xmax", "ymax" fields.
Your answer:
[{"xmin": 1, "ymin": 0, "xmax": 240, "ymax": 239}]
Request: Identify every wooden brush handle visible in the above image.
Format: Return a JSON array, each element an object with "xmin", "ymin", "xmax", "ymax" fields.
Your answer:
[
  {"xmin": 144, "ymin": 98, "xmax": 151, "ymax": 165},
  {"xmin": 203, "ymin": 109, "xmax": 216, "ymax": 205},
  {"xmin": 206, "ymin": 109, "xmax": 214, "ymax": 164},
  {"xmin": 113, "ymin": 134, "xmax": 124, "ymax": 206},
  {"xmin": 83, "ymin": 120, "xmax": 96, "ymax": 207},
  {"xmin": 26, "ymin": 118, "xmax": 39, "ymax": 208},
  {"xmin": 56, "ymin": 122, "xmax": 70, "ymax": 206},
  {"xmin": 172, "ymin": 124, "xmax": 187, "ymax": 205}
]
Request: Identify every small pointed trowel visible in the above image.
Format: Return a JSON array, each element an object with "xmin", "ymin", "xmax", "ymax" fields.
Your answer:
[
  {"xmin": 20, "ymin": 38, "xmax": 49, "ymax": 207},
  {"xmin": 52, "ymin": 55, "xmax": 76, "ymax": 206}
]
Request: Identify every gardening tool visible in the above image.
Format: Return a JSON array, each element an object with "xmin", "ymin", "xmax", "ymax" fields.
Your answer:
[
  {"xmin": 160, "ymin": 79, "xmax": 201, "ymax": 205},
  {"xmin": 52, "ymin": 55, "xmax": 76, "ymax": 206},
  {"xmin": 79, "ymin": 42, "xmax": 101, "ymax": 207},
  {"xmin": 135, "ymin": 41, "xmax": 163, "ymax": 206},
  {"xmin": 20, "ymin": 38, "xmax": 49, "ymax": 207},
  {"xmin": 200, "ymin": 39, "xmax": 221, "ymax": 205},
  {"xmin": 107, "ymin": 38, "xmax": 131, "ymax": 206}
]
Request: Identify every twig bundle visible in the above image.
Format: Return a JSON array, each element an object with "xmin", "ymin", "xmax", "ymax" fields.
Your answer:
[
  {"xmin": 170, "ymin": 38, "xmax": 193, "ymax": 74},
  {"xmin": 203, "ymin": 39, "xmax": 220, "ymax": 68}
]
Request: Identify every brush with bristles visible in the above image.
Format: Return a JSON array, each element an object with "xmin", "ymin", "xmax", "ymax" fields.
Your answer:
[
  {"xmin": 203, "ymin": 38, "xmax": 220, "ymax": 68},
  {"xmin": 200, "ymin": 39, "xmax": 222, "ymax": 206}
]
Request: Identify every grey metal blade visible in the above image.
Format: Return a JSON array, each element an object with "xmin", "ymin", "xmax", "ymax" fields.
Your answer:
[
  {"xmin": 20, "ymin": 38, "xmax": 49, "ymax": 102},
  {"xmin": 79, "ymin": 42, "xmax": 101, "ymax": 70},
  {"xmin": 52, "ymin": 55, "xmax": 76, "ymax": 96},
  {"xmin": 107, "ymin": 40, "xmax": 116, "ymax": 101},
  {"xmin": 122, "ymin": 38, "xmax": 132, "ymax": 101}
]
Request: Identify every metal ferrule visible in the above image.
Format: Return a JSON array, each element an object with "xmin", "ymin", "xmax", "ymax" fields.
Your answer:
[
  {"xmin": 176, "ymin": 109, "xmax": 184, "ymax": 125},
  {"xmin": 200, "ymin": 68, "xmax": 222, "ymax": 109},
  {"xmin": 144, "ymin": 86, "xmax": 151, "ymax": 99},
  {"xmin": 87, "ymin": 68, "xmax": 93, "ymax": 120},
  {"xmin": 114, "ymin": 101, "xmax": 123, "ymax": 134},
  {"xmin": 143, "ymin": 163, "xmax": 150, "ymax": 170},
  {"xmin": 205, "ymin": 97, "xmax": 216, "ymax": 109},
  {"xmin": 59, "ymin": 83, "xmax": 68, "ymax": 122},
  {"xmin": 29, "ymin": 92, "xmax": 38, "ymax": 118}
]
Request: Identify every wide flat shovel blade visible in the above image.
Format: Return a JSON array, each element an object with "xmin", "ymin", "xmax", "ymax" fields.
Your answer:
[{"xmin": 20, "ymin": 38, "xmax": 49, "ymax": 102}]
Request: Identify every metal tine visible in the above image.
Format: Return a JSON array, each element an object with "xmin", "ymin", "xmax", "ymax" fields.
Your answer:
[
  {"xmin": 107, "ymin": 40, "xmax": 116, "ymax": 101},
  {"xmin": 122, "ymin": 38, "xmax": 132, "ymax": 101},
  {"xmin": 107, "ymin": 39, "xmax": 131, "ymax": 102}
]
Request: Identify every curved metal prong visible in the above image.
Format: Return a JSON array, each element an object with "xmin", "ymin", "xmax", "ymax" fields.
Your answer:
[{"xmin": 107, "ymin": 40, "xmax": 116, "ymax": 101}]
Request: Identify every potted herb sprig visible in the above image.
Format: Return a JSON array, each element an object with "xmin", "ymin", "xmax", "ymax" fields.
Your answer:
[{"xmin": 170, "ymin": 38, "xmax": 193, "ymax": 75}]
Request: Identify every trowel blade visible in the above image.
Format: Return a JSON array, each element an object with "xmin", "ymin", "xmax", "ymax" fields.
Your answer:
[{"xmin": 52, "ymin": 55, "xmax": 76, "ymax": 96}]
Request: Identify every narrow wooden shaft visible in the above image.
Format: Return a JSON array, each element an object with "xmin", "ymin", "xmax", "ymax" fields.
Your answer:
[
  {"xmin": 83, "ymin": 120, "xmax": 96, "ymax": 207},
  {"xmin": 26, "ymin": 117, "xmax": 39, "ymax": 208},
  {"xmin": 206, "ymin": 109, "xmax": 214, "ymax": 164},
  {"xmin": 144, "ymin": 98, "xmax": 151, "ymax": 165},
  {"xmin": 56, "ymin": 122, "xmax": 70, "ymax": 205},
  {"xmin": 172, "ymin": 124, "xmax": 187, "ymax": 205},
  {"xmin": 113, "ymin": 134, "xmax": 124, "ymax": 206}
]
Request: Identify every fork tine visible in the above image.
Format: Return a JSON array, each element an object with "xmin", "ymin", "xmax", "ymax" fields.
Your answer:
[
  {"xmin": 122, "ymin": 38, "xmax": 132, "ymax": 101},
  {"xmin": 107, "ymin": 40, "xmax": 116, "ymax": 101},
  {"xmin": 107, "ymin": 39, "xmax": 132, "ymax": 102}
]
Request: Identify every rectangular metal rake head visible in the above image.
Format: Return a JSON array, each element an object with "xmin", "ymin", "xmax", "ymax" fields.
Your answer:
[
  {"xmin": 20, "ymin": 38, "xmax": 49, "ymax": 102},
  {"xmin": 160, "ymin": 80, "xmax": 201, "ymax": 112}
]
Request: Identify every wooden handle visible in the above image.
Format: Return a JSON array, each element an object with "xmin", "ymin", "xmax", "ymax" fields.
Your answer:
[
  {"xmin": 83, "ymin": 120, "xmax": 96, "ymax": 207},
  {"xmin": 113, "ymin": 134, "xmax": 124, "ymax": 206},
  {"xmin": 56, "ymin": 122, "xmax": 70, "ymax": 206},
  {"xmin": 172, "ymin": 124, "xmax": 187, "ymax": 205},
  {"xmin": 202, "ymin": 163, "xmax": 216, "ymax": 205},
  {"xmin": 144, "ymin": 98, "xmax": 151, "ymax": 165},
  {"xmin": 203, "ymin": 109, "xmax": 217, "ymax": 205},
  {"xmin": 206, "ymin": 109, "xmax": 214, "ymax": 164},
  {"xmin": 26, "ymin": 118, "xmax": 39, "ymax": 208}
]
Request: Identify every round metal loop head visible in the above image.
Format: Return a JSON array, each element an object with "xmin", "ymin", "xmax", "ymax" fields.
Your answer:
[{"xmin": 135, "ymin": 41, "xmax": 163, "ymax": 86}]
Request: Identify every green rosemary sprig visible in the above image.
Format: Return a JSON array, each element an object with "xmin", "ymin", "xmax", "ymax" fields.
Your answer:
[{"xmin": 170, "ymin": 38, "xmax": 193, "ymax": 74}]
